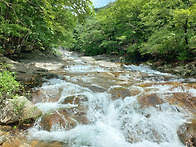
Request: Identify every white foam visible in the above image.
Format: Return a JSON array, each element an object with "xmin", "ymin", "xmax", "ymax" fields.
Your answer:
[
  {"xmin": 28, "ymin": 52, "xmax": 192, "ymax": 147},
  {"xmin": 123, "ymin": 64, "xmax": 169, "ymax": 76},
  {"xmin": 189, "ymin": 88, "xmax": 196, "ymax": 97},
  {"xmin": 29, "ymin": 88, "xmax": 188, "ymax": 146},
  {"xmin": 64, "ymin": 65, "xmax": 107, "ymax": 73},
  {"xmin": 36, "ymin": 102, "xmax": 78, "ymax": 113}
]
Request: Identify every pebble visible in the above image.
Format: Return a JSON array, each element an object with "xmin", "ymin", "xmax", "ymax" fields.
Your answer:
[{"xmin": 0, "ymin": 135, "xmax": 6, "ymax": 145}]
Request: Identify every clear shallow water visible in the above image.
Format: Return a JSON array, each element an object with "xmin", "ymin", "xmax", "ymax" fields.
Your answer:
[{"xmin": 28, "ymin": 51, "xmax": 195, "ymax": 147}]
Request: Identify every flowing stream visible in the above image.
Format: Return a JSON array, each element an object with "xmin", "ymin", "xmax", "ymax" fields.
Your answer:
[{"xmin": 28, "ymin": 50, "xmax": 196, "ymax": 147}]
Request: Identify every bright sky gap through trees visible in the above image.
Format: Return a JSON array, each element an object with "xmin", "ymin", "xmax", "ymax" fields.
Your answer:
[{"xmin": 91, "ymin": 0, "xmax": 116, "ymax": 8}]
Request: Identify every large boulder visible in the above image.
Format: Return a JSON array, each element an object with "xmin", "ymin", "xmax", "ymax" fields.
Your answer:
[{"xmin": 0, "ymin": 96, "xmax": 42, "ymax": 124}]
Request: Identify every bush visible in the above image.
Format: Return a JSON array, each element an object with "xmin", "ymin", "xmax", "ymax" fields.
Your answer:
[{"xmin": 0, "ymin": 64, "xmax": 22, "ymax": 102}]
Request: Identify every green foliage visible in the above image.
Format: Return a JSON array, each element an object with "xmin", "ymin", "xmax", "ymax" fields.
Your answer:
[
  {"xmin": 0, "ymin": 0, "xmax": 93, "ymax": 54},
  {"xmin": 0, "ymin": 64, "xmax": 22, "ymax": 102},
  {"xmin": 11, "ymin": 97, "xmax": 26, "ymax": 113},
  {"xmin": 72, "ymin": 0, "xmax": 196, "ymax": 62}
]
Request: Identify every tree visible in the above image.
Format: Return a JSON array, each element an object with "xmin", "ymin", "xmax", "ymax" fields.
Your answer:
[
  {"xmin": 0, "ymin": 0, "xmax": 93, "ymax": 54},
  {"xmin": 72, "ymin": 0, "xmax": 196, "ymax": 62},
  {"xmin": 140, "ymin": 0, "xmax": 196, "ymax": 61}
]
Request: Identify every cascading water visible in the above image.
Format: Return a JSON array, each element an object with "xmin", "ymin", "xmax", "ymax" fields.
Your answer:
[{"xmin": 28, "ymin": 51, "xmax": 195, "ymax": 147}]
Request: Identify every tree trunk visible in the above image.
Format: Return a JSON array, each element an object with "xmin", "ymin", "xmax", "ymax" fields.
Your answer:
[
  {"xmin": 5, "ymin": 0, "xmax": 13, "ymax": 20},
  {"xmin": 184, "ymin": 18, "xmax": 188, "ymax": 45}
]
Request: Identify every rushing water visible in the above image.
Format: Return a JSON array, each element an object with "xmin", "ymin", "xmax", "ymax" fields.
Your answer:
[{"xmin": 28, "ymin": 50, "xmax": 196, "ymax": 147}]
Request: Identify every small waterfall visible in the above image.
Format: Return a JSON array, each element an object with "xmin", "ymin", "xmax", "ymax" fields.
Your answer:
[{"xmin": 28, "ymin": 79, "xmax": 190, "ymax": 147}]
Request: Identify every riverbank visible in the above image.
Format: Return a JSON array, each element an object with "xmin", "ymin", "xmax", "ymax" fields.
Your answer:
[
  {"xmin": 2, "ymin": 50, "xmax": 196, "ymax": 82},
  {"xmin": 91, "ymin": 54, "xmax": 196, "ymax": 79}
]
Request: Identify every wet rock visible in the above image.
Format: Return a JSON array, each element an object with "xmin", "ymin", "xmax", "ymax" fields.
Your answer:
[
  {"xmin": 0, "ymin": 96, "xmax": 42, "ymax": 124},
  {"xmin": 72, "ymin": 114, "xmax": 89, "ymax": 124},
  {"xmin": 31, "ymin": 87, "xmax": 64, "ymax": 104},
  {"xmin": 30, "ymin": 140, "xmax": 39, "ymax": 146},
  {"xmin": 61, "ymin": 95, "xmax": 88, "ymax": 105},
  {"xmin": 40, "ymin": 111, "xmax": 77, "ymax": 131},
  {"xmin": 138, "ymin": 93, "xmax": 163, "ymax": 107},
  {"xmin": 108, "ymin": 87, "xmax": 140, "ymax": 100},
  {"xmin": 30, "ymin": 141, "xmax": 63, "ymax": 147},
  {"xmin": 0, "ymin": 135, "xmax": 6, "ymax": 145},
  {"xmin": 166, "ymin": 92, "xmax": 196, "ymax": 114},
  {"xmin": 2, "ymin": 139, "xmax": 26, "ymax": 147},
  {"xmin": 86, "ymin": 85, "xmax": 106, "ymax": 92},
  {"xmin": 178, "ymin": 119, "xmax": 196, "ymax": 147},
  {"xmin": 138, "ymin": 82, "xmax": 155, "ymax": 88},
  {"xmin": 40, "ymin": 95, "xmax": 89, "ymax": 131},
  {"xmin": 40, "ymin": 105, "xmax": 89, "ymax": 131},
  {"xmin": 35, "ymin": 62, "xmax": 64, "ymax": 71}
]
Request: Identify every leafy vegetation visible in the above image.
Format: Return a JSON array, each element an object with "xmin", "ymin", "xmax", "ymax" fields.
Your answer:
[
  {"xmin": 0, "ymin": 64, "xmax": 22, "ymax": 102},
  {"xmin": 71, "ymin": 0, "xmax": 196, "ymax": 62},
  {"xmin": 0, "ymin": 0, "xmax": 93, "ymax": 54}
]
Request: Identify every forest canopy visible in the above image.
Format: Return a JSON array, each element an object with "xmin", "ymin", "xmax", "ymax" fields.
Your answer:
[
  {"xmin": 0, "ymin": 0, "xmax": 93, "ymax": 54},
  {"xmin": 0, "ymin": 0, "xmax": 195, "ymax": 63},
  {"xmin": 72, "ymin": 0, "xmax": 196, "ymax": 62}
]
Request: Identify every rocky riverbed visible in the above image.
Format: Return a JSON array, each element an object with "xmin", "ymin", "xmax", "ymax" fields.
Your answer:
[{"xmin": 0, "ymin": 50, "xmax": 196, "ymax": 146}]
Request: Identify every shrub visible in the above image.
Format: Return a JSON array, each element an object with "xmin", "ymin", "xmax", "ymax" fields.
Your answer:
[{"xmin": 0, "ymin": 64, "xmax": 22, "ymax": 102}]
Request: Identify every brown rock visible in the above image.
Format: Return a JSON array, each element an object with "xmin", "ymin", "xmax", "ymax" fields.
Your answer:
[
  {"xmin": 166, "ymin": 92, "xmax": 196, "ymax": 113},
  {"xmin": 40, "ymin": 95, "xmax": 89, "ymax": 131},
  {"xmin": 2, "ymin": 140, "xmax": 21, "ymax": 147},
  {"xmin": 109, "ymin": 87, "xmax": 139, "ymax": 100},
  {"xmin": 178, "ymin": 119, "xmax": 196, "ymax": 147},
  {"xmin": 31, "ymin": 87, "xmax": 64, "ymax": 104},
  {"xmin": 30, "ymin": 140, "xmax": 39, "ymax": 146},
  {"xmin": 40, "ymin": 111, "xmax": 77, "ymax": 131},
  {"xmin": 138, "ymin": 93, "xmax": 163, "ymax": 107},
  {"xmin": 61, "ymin": 95, "xmax": 88, "ymax": 105},
  {"xmin": 2, "ymin": 142, "xmax": 13, "ymax": 147}
]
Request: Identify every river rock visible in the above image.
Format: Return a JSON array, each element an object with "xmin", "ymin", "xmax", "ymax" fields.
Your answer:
[
  {"xmin": 40, "ymin": 110, "xmax": 89, "ymax": 131},
  {"xmin": 0, "ymin": 96, "xmax": 42, "ymax": 124},
  {"xmin": 40, "ymin": 107, "xmax": 89, "ymax": 132},
  {"xmin": 61, "ymin": 95, "xmax": 88, "ymax": 105},
  {"xmin": 40, "ymin": 95, "xmax": 89, "ymax": 131},
  {"xmin": 40, "ymin": 111, "xmax": 77, "ymax": 131},
  {"xmin": 0, "ymin": 135, "xmax": 6, "ymax": 145},
  {"xmin": 108, "ymin": 87, "xmax": 140, "ymax": 100},
  {"xmin": 166, "ymin": 92, "xmax": 196, "ymax": 114},
  {"xmin": 35, "ymin": 62, "xmax": 64, "ymax": 71},
  {"xmin": 31, "ymin": 87, "xmax": 64, "ymax": 104},
  {"xmin": 177, "ymin": 119, "xmax": 196, "ymax": 147},
  {"xmin": 138, "ymin": 93, "xmax": 163, "ymax": 107}
]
